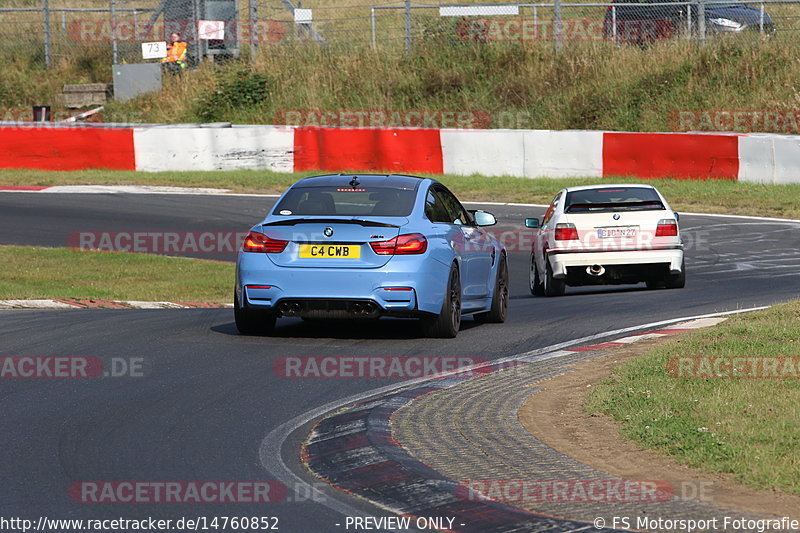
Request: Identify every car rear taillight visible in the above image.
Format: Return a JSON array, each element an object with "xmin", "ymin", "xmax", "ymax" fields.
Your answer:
[
  {"xmin": 242, "ymin": 231, "xmax": 288, "ymax": 253},
  {"xmin": 370, "ymin": 233, "xmax": 428, "ymax": 255},
  {"xmin": 554, "ymin": 223, "xmax": 579, "ymax": 241},
  {"xmin": 655, "ymin": 219, "xmax": 678, "ymax": 237}
]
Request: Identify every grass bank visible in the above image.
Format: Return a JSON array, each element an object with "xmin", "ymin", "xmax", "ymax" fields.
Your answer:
[
  {"xmin": 586, "ymin": 301, "xmax": 800, "ymax": 496},
  {"xmin": 4, "ymin": 37, "xmax": 800, "ymax": 133},
  {"xmin": 100, "ymin": 39, "xmax": 800, "ymax": 133},
  {"xmin": 3, "ymin": 169, "xmax": 800, "ymax": 219},
  {"xmin": 0, "ymin": 246, "xmax": 232, "ymax": 303}
]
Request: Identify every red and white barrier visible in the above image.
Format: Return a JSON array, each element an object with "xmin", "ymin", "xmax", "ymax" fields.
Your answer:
[
  {"xmin": 0, "ymin": 126, "xmax": 135, "ymax": 171},
  {"xmin": 133, "ymin": 126, "xmax": 295, "ymax": 172},
  {"xmin": 1, "ymin": 123, "xmax": 799, "ymax": 182},
  {"xmin": 441, "ymin": 130, "xmax": 603, "ymax": 178}
]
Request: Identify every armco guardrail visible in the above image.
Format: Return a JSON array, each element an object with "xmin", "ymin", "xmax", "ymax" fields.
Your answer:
[{"xmin": 0, "ymin": 122, "xmax": 797, "ymax": 183}]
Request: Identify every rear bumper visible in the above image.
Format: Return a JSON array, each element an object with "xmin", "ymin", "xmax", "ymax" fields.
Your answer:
[
  {"xmin": 548, "ymin": 248, "xmax": 684, "ymax": 278},
  {"xmin": 236, "ymin": 251, "xmax": 450, "ymax": 315}
]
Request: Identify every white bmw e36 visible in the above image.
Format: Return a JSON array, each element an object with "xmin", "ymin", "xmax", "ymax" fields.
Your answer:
[{"xmin": 526, "ymin": 184, "xmax": 685, "ymax": 297}]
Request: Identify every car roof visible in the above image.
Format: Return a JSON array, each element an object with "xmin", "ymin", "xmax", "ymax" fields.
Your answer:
[
  {"xmin": 292, "ymin": 174, "xmax": 425, "ymax": 190},
  {"xmin": 562, "ymin": 183, "xmax": 658, "ymax": 193}
]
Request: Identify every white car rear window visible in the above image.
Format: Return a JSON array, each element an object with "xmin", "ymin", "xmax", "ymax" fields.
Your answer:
[{"xmin": 565, "ymin": 187, "xmax": 665, "ymax": 213}]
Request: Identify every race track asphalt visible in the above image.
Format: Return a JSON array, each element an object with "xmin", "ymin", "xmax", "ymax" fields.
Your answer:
[{"xmin": 1, "ymin": 192, "xmax": 799, "ymax": 532}]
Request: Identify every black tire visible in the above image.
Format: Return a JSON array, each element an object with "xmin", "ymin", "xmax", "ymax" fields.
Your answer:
[
  {"xmin": 475, "ymin": 255, "xmax": 509, "ymax": 324},
  {"xmin": 530, "ymin": 254, "xmax": 545, "ymax": 296},
  {"xmin": 421, "ymin": 264, "xmax": 462, "ymax": 338},
  {"xmin": 543, "ymin": 259, "xmax": 566, "ymax": 297},
  {"xmin": 234, "ymin": 292, "xmax": 276, "ymax": 335},
  {"xmin": 665, "ymin": 260, "xmax": 686, "ymax": 289}
]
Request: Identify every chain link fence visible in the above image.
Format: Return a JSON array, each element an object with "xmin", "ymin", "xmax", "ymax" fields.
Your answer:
[
  {"xmin": 0, "ymin": 0, "xmax": 798, "ymax": 67},
  {"xmin": 370, "ymin": 0, "xmax": 787, "ymax": 49}
]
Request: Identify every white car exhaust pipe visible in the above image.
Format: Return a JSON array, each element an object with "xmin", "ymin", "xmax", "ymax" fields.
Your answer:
[{"xmin": 587, "ymin": 264, "xmax": 605, "ymax": 277}]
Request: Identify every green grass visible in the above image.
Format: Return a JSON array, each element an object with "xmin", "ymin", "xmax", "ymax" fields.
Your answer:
[
  {"xmin": 0, "ymin": 246, "xmax": 233, "ymax": 303},
  {"xmin": 4, "ymin": 169, "xmax": 800, "ymax": 219},
  {"xmin": 6, "ymin": 35, "xmax": 800, "ymax": 133},
  {"xmin": 586, "ymin": 301, "xmax": 800, "ymax": 495},
  {"xmin": 98, "ymin": 38, "xmax": 800, "ymax": 133}
]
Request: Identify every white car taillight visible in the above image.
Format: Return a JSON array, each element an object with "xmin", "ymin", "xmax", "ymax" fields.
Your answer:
[
  {"xmin": 554, "ymin": 223, "xmax": 579, "ymax": 240},
  {"xmin": 655, "ymin": 219, "xmax": 678, "ymax": 237}
]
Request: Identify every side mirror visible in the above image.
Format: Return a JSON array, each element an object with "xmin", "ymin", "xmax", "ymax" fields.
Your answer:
[
  {"xmin": 674, "ymin": 212, "xmax": 680, "ymax": 222},
  {"xmin": 525, "ymin": 218, "xmax": 540, "ymax": 229},
  {"xmin": 473, "ymin": 210, "xmax": 497, "ymax": 227}
]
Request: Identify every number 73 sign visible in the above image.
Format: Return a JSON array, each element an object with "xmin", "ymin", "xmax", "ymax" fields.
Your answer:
[{"xmin": 141, "ymin": 41, "xmax": 167, "ymax": 59}]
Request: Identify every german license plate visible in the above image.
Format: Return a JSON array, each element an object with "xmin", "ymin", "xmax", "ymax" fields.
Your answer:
[
  {"xmin": 597, "ymin": 226, "xmax": 638, "ymax": 238},
  {"xmin": 298, "ymin": 244, "xmax": 361, "ymax": 259}
]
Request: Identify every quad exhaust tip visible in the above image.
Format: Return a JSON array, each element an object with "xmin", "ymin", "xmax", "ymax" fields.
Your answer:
[
  {"xmin": 277, "ymin": 301, "xmax": 378, "ymax": 317},
  {"xmin": 587, "ymin": 264, "xmax": 605, "ymax": 276},
  {"xmin": 278, "ymin": 302, "xmax": 302, "ymax": 316},
  {"xmin": 352, "ymin": 302, "xmax": 378, "ymax": 316}
]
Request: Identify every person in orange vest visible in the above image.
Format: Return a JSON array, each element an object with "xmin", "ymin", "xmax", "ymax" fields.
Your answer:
[{"xmin": 162, "ymin": 32, "xmax": 187, "ymax": 73}]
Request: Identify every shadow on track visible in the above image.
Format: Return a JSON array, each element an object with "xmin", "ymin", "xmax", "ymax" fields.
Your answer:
[{"xmin": 211, "ymin": 316, "xmax": 484, "ymax": 340}]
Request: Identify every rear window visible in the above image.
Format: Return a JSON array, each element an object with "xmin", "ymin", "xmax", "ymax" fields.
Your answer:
[
  {"xmin": 273, "ymin": 187, "xmax": 417, "ymax": 217},
  {"xmin": 565, "ymin": 187, "xmax": 665, "ymax": 213}
]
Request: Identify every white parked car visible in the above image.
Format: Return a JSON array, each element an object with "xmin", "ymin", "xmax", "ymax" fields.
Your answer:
[{"xmin": 526, "ymin": 184, "xmax": 685, "ymax": 296}]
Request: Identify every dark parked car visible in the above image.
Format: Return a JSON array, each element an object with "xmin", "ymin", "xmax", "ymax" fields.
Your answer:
[{"xmin": 603, "ymin": 0, "xmax": 775, "ymax": 43}]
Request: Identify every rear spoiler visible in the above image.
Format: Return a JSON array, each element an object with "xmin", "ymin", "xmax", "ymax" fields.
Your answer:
[
  {"xmin": 263, "ymin": 218, "xmax": 400, "ymax": 228},
  {"xmin": 566, "ymin": 200, "xmax": 664, "ymax": 213}
]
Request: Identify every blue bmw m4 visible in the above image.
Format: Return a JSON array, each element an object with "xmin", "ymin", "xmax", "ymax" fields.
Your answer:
[{"xmin": 234, "ymin": 174, "xmax": 508, "ymax": 338}]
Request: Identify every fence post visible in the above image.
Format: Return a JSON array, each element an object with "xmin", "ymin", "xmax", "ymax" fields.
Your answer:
[
  {"xmin": 249, "ymin": 0, "xmax": 258, "ymax": 65},
  {"xmin": 686, "ymin": 4, "xmax": 691, "ymax": 40},
  {"xmin": 554, "ymin": 0, "xmax": 563, "ymax": 52},
  {"xmin": 612, "ymin": 5, "xmax": 617, "ymax": 41},
  {"xmin": 759, "ymin": 3, "xmax": 764, "ymax": 33},
  {"xmin": 404, "ymin": 0, "xmax": 411, "ymax": 51},
  {"xmin": 371, "ymin": 7, "xmax": 377, "ymax": 49},
  {"xmin": 192, "ymin": 0, "xmax": 202, "ymax": 62},
  {"xmin": 43, "ymin": 0, "xmax": 51, "ymax": 67},
  {"xmin": 697, "ymin": 0, "xmax": 705, "ymax": 42},
  {"xmin": 111, "ymin": 0, "xmax": 118, "ymax": 64}
]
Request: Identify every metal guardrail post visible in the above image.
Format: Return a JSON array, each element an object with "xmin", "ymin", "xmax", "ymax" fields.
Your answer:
[
  {"xmin": 404, "ymin": 0, "xmax": 411, "ymax": 51},
  {"xmin": 43, "ymin": 0, "xmax": 51, "ymax": 67}
]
